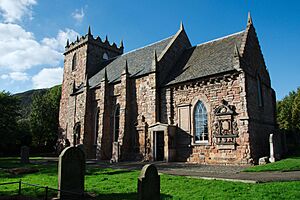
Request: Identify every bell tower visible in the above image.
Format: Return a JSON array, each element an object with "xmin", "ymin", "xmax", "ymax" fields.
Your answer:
[{"xmin": 59, "ymin": 26, "xmax": 124, "ymax": 146}]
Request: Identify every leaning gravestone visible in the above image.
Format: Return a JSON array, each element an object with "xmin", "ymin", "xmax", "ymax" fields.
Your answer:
[
  {"xmin": 20, "ymin": 146, "xmax": 30, "ymax": 164},
  {"xmin": 57, "ymin": 146, "xmax": 85, "ymax": 199},
  {"xmin": 138, "ymin": 164, "xmax": 160, "ymax": 200}
]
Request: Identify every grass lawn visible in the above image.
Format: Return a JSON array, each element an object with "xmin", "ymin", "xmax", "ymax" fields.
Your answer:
[
  {"xmin": 243, "ymin": 157, "xmax": 300, "ymax": 172},
  {"xmin": 0, "ymin": 157, "xmax": 300, "ymax": 200}
]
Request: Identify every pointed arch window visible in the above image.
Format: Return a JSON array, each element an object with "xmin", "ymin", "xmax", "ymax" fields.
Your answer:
[
  {"xmin": 114, "ymin": 104, "xmax": 120, "ymax": 142},
  {"xmin": 257, "ymin": 75, "xmax": 263, "ymax": 107},
  {"xmin": 103, "ymin": 52, "xmax": 109, "ymax": 60},
  {"xmin": 72, "ymin": 53, "xmax": 77, "ymax": 71},
  {"xmin": 194, "ymin": 101, "xmax": 208, "ymax": 143},
  {"xmin": 94, "ymin": 108, "xmax": 100, "ymax": 145}
]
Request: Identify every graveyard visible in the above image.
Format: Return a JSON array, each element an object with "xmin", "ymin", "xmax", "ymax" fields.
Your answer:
[{"xmin": 0, "ymin": 155, "xmax": 300, "ymax": 199}]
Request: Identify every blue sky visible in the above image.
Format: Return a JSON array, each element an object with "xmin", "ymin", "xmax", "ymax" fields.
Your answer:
[{"xmin": 0, "ymin": 0, "xmax": 299, "ymax": 100}]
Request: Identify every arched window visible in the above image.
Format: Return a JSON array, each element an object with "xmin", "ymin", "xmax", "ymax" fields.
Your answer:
[
  {"xmin": 194, "ymin": 101, "xmax": 208, "ymax": 143},
  {"xmin": 257, "ymin": 75, "xmax": 263, "ymax": 107},
  {"xmin": 72, "ymin": 53, "xmax": 77, "ymax": 71},
  {"xmin": 103, "ymin": 52, "xmax": 109, "ymax": 60},
  {"xmin": 73, "ymin": 122, "xmax": 81, "ymax": 146},
  {"xmin": 94, "ymin": 109, "xmax": 100, "ymax": 145},
  {"xmin": 114, "ymin": 104, "xmax": 120, "ymax": 142}
]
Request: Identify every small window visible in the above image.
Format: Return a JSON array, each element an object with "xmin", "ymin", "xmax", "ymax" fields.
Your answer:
[
  {"xmin": 103, "ymin": 52, "xmax": 109, "ymax": 60},
  {"xmin": 94, "ymin": 109, "xmax": 100, "ymax": 145},
  {"xmin": 114, "ymin": 104, "xmax": 120, "ymax": 142},
  {"xmin": 257, "ymin": 75, "xmax": 263, "ymax": 107},
  {"xmin": 194, "ymin": 101, "xmax": 208, "ymax": 143},
  {"xmin": 72, "ymin": 53, "xmax": 77, "ymax": 71}
]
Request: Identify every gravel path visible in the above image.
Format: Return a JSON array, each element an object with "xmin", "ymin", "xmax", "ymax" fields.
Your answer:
[{"xmin": 92, "ymin": 161, "xmax": 300, "ymax": 183}]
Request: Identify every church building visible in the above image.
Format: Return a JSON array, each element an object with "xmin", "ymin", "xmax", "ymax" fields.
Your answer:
[{"xmin": 58, "ymin": 14, "xmax": 276, "ymax": 164}]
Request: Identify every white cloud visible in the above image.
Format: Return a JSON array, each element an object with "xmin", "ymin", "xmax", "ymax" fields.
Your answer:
[
  {"xmin": 0, "ymin": 0, "xmax": 37, "ymax": 23},
  {"xmin": 0, "ymin": 23, "xmax": 79, "ymax": 72},
  {"xmin": 1, "ymin": 74, "xmax": 9, "ymax": 80},
  {"xmin": 42, "ymin": 28, "xmax": 79, "ymax": 51},
  {"xmin": 72, "ymin": 8, "xmax": 85, "ymax": 23},
  {"xmin": 9, "ymin": 71, "xmax": 29, "ymax": 81},
  {"xmin": 32, "ymin": 67, "xmax": 63, "ymax": 89}
]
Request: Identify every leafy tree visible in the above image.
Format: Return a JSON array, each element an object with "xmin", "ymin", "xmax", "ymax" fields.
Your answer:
[
  {"xmin": 277, "ymin": 87, "xmax": 300, "ymax": 133},
  {"xmin": 30, "ymin": 85, "xmax": 61, "ymax": 149},
  {"xmin": 0, "ymin": 91, "xmax": 20, "ymax": 152}
]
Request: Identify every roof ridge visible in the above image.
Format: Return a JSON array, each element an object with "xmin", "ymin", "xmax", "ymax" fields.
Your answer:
[
  {"xmin": 121, "ymin": 35, "xmax": 174, "ymax": 56},
  {"xmin": 196, "ymin": 30, "xmax": 245, "ymax": 47}
]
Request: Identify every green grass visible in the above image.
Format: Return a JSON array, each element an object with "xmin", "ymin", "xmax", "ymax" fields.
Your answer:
[
  {"xmin": 244, "ymin": 157, "xmax": 300, "ymax": 172},
  {"xmin": 0, "ymin": 158, "xmax": 300, "ymax": 199}
]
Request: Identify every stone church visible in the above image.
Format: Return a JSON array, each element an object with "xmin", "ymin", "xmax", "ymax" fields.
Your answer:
[{"xmin": 58, "ymin": 14, "xmax": 276, "ymax": 164}]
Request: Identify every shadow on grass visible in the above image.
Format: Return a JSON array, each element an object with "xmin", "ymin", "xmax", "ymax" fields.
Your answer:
[{"xmin": 95, "ymin": 192, "xmax": 172, "ymax": 200}]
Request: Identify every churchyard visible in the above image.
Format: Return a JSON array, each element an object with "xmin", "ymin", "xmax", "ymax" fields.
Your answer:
[{"xmin": 0, "ymin": 155, "xmax": 300, "ymax": 200}]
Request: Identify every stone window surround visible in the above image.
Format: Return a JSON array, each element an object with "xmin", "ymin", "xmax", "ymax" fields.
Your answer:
[
  {"xmin": 113, "ymin": 104, "xmax": 120, "ymax": 142},
  {"xmin": 72, "ymin": 53, "xmax": 77, "ymax": 71},
  {"xmin": 93, "ymin": 108, "xmax": 100, "ymax": 145},
  {"xmin": 190, "ymin": 95, "xmax": 212, "ymax": 146}
]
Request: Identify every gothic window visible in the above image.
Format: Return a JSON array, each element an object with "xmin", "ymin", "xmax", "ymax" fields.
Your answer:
[
  {"xmin": 72, "ymin": 53, "xmax": 77, "ymax": 71},
  {"xmin": 257, "ymin": 75, "xmax": 263, "ymax": 107},
  {"xmin": 194, "ymin": 101, "xmax": 208, "ymax": 143},
  {"xmin": 73, "ymin": 122, "xmax": 81, "ymax": 146},
  {"xmin": 103, "ymin": 52, "xmax": 109, "ymax": 60},
  {"xmin": 94, "ymin": 108, "xmax": 100, "ymax": 145},
  {"xmin": 114, "ymin": 104, "xmax": 120, "ymax": 142}
]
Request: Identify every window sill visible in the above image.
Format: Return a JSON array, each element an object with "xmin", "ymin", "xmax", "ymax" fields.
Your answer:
[{"xmin": 191, "ymin": 141, "xmax": 209, "ymax": 146}]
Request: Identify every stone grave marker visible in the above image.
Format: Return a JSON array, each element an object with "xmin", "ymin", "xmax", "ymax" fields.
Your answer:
[
  {"xmin": 138, "ymin": 164, "xmax": 160, "ymax": 200},
  {"xmin": 269, "ymin": 133, "xmax": 275, "ymax": 163},
  {"xmin": 57, "ymin": 146, "xmax": 85, "ymax": 199},
  {"xmin": 20, "ymin": 146, "xmax": 30, "ymax": 164}
]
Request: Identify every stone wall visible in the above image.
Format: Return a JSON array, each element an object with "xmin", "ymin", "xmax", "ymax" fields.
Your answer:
[{"xmin": 162, "ymin": 71, "xmax": 251, "ymax": 164}]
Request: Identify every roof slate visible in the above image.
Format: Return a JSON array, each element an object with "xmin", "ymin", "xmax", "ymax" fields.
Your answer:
[
  {"xmin": 164, "ymin": 31, "xmax": 245, "ymax": 86},
  {"xmin": 89, "ymin": 35, "xmax": 174, "ymax": 88}
]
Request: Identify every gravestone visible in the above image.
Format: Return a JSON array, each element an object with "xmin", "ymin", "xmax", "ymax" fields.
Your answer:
[
  {"xmin": 57, "ymin": 146, "xmax": 85, "ymax": 199},
  {"xmin": 138, "ymin": 164, "xmax": 160, "ymax": 200},
  {"xmin": 20, "ymin": 146, "xmax": 30, "ymax": 164},
  {"xmin": 269, "ymin": 133, "xmax": 275, "ymax": 163}
]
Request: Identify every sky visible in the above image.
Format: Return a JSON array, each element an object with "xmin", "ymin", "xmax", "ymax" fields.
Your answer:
[{"xmin": 0, "ymin": 0, "xmax": 299, "ymax": 100}]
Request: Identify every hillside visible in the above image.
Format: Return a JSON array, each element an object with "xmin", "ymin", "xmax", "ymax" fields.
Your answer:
[{"xmin": 14, "ymin": 88, "xmax": 49, "ymax": 119}]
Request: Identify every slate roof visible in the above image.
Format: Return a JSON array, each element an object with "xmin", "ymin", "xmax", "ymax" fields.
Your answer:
[
  {"xmin": 164, "ymin": 31, "xmax": 245, "ymax": 86},
  {"xmin": 89, "ymin": 35, "xmax": 174, "ymax": 88}
]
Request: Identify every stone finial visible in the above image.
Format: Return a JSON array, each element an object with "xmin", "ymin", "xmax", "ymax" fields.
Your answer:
[
  {"xmin": 122, "ymin": 59, "xmax": 129, "ymax": 75},
  {"xmin": 234, "ymin": 43, "xmax": 240, "ymax": 57},
  {"xmin": 105, "ymin": 35, "xmax": 108, "ymax": 42},
  {"xmin": 120, "ymin": 40, "xmax": 124, "ymax": 48},
  {"xmin": 180, "ymin": 21, "xmax": 185, "ymax": 31},
  {"xmin": 152, "ymin": 50, "xmax": 158, "ymax": 71},
  {"xmin": 66, "ymin": 39, "xmax": 69, "ymax": 47},
  {"xmin": 76, "ymin": 36, "xmax": 79, "ymax": 42},
  {"xmin": 88, "ymin": 26, "xmax": 92, "ymax": 35},
  {"xmin": 102, "ymin": 68, "xmax": 108, "ymax": 82},
  {"xmin": 247, "ymin": 12, "xmax": 253, "ymax": 26}
]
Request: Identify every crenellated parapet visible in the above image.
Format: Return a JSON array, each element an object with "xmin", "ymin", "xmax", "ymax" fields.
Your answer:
[{"xmin": 64, "ymin": 26, "xmax": 124, "ymax": 55}]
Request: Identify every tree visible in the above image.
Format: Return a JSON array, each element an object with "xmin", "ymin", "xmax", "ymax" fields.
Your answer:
[
  {"xmin": 0, "ymin": 91, "xmax": 20, "ymax": 152},
  {"xmin": 277, "ymin": 87, "xmax": 300, "ymax": 133},
  {"xmin": 30, "ymin": 85, "xmax": 61, "ymax": 149}
]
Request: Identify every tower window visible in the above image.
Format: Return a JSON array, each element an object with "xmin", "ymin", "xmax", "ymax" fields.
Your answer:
[
  {"xmin": 72, "ymin": 53, "xmax": 77, "ymax": 71},
  {"xmin": 257, "ymin": 75, "xmax": 263, "ymax": 107},
  {"xmin": 194, "ymin": 101, "xmax": 208, "ymax": 143},
  {"xmin": 103, "ymin": 52, "xmax": 109, "ymax": 60}
]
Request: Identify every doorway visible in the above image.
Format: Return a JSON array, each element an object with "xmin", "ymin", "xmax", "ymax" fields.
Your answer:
[{"xmin": 154, "ymin": 131, "xmax": 164, "ymax": 161}]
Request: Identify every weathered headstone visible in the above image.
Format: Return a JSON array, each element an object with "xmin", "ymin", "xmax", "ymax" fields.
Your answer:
[
  {"xmin": 259, "ymin": 156, "xmax": 269, "ymax": 165},
  {"xmin": 269, "ymin": 133, "xmax": 275, "ymax": 163},
  {"xmin": 20, "ymin": 146, "xmax": 30, "ymax": 164},
  {"xmin": 138, "ymin": 164, "xmax": 160, "ymax": 200},
  {"xmin": 57, "ymin": 146, "xmax": 85, "ymax": 199}
]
